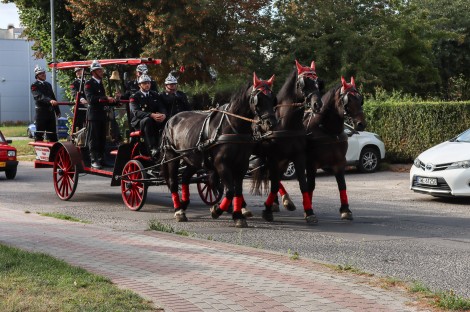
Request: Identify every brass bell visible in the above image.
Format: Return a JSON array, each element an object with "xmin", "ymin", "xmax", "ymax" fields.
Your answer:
[{"xmin": 109, "ymin": 70, "xmax": 121, "ymax": 81}]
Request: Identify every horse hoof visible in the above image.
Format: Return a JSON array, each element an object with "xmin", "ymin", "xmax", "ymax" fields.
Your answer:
[
  {"xmin": 340, "ymin": 212, "xmax": 353, "ymax": 220},
  {"xmin": 271, "ymin": 202, "xmax": 280, "ymax": 212},
  {"xmin": 234, "ymin": 218, "xmax": 248, "ymax": 228},
  {"xmin": 262, "ymin": 209, "xmax": 274, "ymax": 222},
  {"xmin": 340, "ymin": 205, "xmax": 353, "ymax": 220},
  {"xmin": 174, "ymin": 210, "xmax": 188, "ymax": 222},
  {"xmin": 180, "ymin": 200, "xmax": 190, "ymax": 211},
  {"xmin": 304, "ymin": 210, "xmax": 318, "ymax": 224},
  {"xmin": 242, "ymin": 208, "xmax": 253, "ymax": 218},
  {"xmin": 282, "ymin": 194, "xmax": 296, "ymax": 211},
  {"xmin": 210, "ymin": 205, "xmax": 223, "ymax": 219}
]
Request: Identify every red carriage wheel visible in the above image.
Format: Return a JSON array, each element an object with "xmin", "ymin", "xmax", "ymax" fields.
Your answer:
[
  {"xmin": 53, "ymin": 146, "xmax": 79, "ymax": 200},
  {"xmin": 121, "ymin": 160, "xmax": 148, "ymax": 211},
  {"xmin": 197, "ymin": 172, "xmax": 223, "ymax": 205}
]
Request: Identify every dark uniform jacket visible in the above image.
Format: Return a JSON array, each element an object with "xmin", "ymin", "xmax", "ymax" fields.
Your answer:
[
  {"xmin": 123, "ymin": 79, "xmax": 158, "ymax": 99},
  {"xmin": 70, "ymin": 77, "xmax": 87, "ymax": 103},
  {"xmin": 84, "ymin": 77, "xmax": 108, "ymax": 121},
  {"xmin": 31, "ymin": 80, "xmax": 60, "ymax": 116},
  {"xmin": 70, "ymin": 77, "xmax": 87, "ymax": 128},
  {"xmin": 130, "ymin": 90, "xmax": 167, "ymax": 129},
  {"xmin": 159, "ymin": 91, "xmax": 191, "ymax": 119}
]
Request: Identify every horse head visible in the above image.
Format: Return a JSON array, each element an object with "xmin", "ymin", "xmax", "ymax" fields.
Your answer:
[
  {"xmin": 250, "ymin": 72, "xmax": 277, "ymax": 133},
  {"xmin": 295, "ymin": 60, "xmax": 323, "ymax": 112},
  {"xmin": 340, "ymin": 76, "xmax": 366, "ymax": 131}
]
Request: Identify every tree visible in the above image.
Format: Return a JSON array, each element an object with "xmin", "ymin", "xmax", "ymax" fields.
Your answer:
[
  {"xmin": 6, "ymin": 0, "xmax": 86, "ymax": 61},
  {"xmin": 269, "ymin": 0, "xmax": 452, "ymax": 98}
]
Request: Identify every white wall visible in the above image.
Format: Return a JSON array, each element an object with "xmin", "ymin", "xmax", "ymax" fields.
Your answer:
[{"xmin": 0, "ymin": 38, "xmax": 67, "ymax": 123}]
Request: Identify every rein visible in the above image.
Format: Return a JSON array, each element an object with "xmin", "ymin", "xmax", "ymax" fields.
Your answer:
[
  {"xmin": 274, "ymin": 102, "xmax": 305, "ymax": 109},
  {"xmin": 209, "ymin": 108, "xmax": 257, "ymax": 124}
]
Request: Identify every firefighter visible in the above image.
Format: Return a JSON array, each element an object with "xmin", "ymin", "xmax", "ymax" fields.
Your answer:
[
  {"xmin": 70, "ymin": 67, "xmax": 88, "ymax": 130},
  {"xmin": 84, "ymin": 60, "xmax": 118, "ymax": 169},
  {"xmin": 159, "ymin": 72, "xmax": 191, "ymax": 120},
  {"xmin": 130, "ymin": 74, "xmax": 167, "ymax": 159},
  {"xmin": 123, "ymin": 64, "xmax": 158, "ymax": 99},
  {"xmin": 30, "ymin": 65, "xmax": 61, "ymax": 142}
]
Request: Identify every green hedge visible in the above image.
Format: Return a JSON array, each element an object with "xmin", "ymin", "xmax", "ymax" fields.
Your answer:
[{"xmin": 364, "ymin": 101, "xmax": 470, "ymax": 163}]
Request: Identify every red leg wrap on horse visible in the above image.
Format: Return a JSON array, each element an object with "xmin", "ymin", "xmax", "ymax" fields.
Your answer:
[
  {"xmin": 265, "ymin": 192, "xmax": 277, "ymax": 206},
  {"xmin": 302, "ymin": 192, "xmax": 312, "ymax": 210},
  {"xmin": 233, "ymin": 196, "xmax": 243, "ymax": 213},
  {"xmin": 219, "ymin": 197, "xmax": 232, "ymax": 211},
  {"xmin": 279, "ymin": 182, "xmax": 287, "ymax": 196},
  {"xmin": 309, "ymin": 191, "xmax": 313, "ymax": 203},
  {"xmin": 171, "ymin": 192, "xmax": 181, "ymax": 209},
  {"xmin": 340, "ymin": 190, "xmax": 348, "ymax": 205},
  {"xmin": 181, "ymin": 184, "xmax": 190, "ymax": 202}
]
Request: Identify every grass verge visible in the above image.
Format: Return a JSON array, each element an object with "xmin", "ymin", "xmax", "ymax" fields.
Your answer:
[
  {"xmin": 409, "ymin": 282, "xmax": 470, "ymax": 311},
  {"xmin": 0, "ymin": 243, "xmax": 156, "ymax": 312},
  {"xmin": 328, "ymin": 263, "xmax": 469, "ymax": 311},
  {"xmin": 148, "ymin": 219, "xmax": 191, "ymax": 236},
  {"xmin": 38, "ymin": 212, "xmax": 91, "ymax": 223},
  {"xmin": 0, "ymin": 126, "xmax": 28, "ymax": 137},
  {"xmin": 10, "ymin": 139, "xmax": 35, "ymax": 158}
]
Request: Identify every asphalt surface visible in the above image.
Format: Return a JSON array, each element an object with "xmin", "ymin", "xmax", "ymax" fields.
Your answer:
[{"xmin": 1, "ymin": 162, "xmax": 469, "ymax": 300}]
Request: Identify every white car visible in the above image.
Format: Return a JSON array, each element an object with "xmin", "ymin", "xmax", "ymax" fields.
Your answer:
[
  {"xmin": 410, "ymin": 128, "xmax": 470, "ymax": 197},
  {"xmin": 281, "ymin": 124, "xmax": 386, "ymax": 179}
]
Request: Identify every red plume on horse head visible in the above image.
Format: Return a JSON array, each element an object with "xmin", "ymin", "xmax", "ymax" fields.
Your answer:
[
  {"xmin": 295, "ymin": 60, "xmax": 317, "ymax": 77},
  {"xmin": 341, "ymin": 76, "xmax": 356, "ymax": 92},
  {"xmin": 253, "ymin": 72, "xmax": 275, "ymax": 91}
]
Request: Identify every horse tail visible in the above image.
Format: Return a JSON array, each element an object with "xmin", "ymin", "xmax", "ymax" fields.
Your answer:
[{"xmin": 250, "ymin": 156, "xmax": 270, "ymax": 196}]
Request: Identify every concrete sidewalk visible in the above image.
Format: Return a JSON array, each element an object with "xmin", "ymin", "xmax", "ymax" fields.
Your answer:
[{"xmin": 0, "ymin": 207, "xmax": 424, "ymax": 312}]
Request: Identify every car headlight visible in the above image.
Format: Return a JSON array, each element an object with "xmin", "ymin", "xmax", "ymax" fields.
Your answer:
[
  {"xmin": 7, "ymin": 151, "xmax": 16, "ymax": 157},
  {"xmin": 373, "ymin": 134, "xmax": 382, "ymax": 141},
  {"xmin": 413, "ymin": 158, "xmax": 421, "ymax": 168},
  {"xmin": 448, "ymin": 160, "xmax": 470, "ymax": 170}
]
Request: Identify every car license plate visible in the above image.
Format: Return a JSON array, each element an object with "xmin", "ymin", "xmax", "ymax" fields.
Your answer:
[
  {"xmin": 0, "ymin": 162, "xmax": 5, "ymax": 167},
  {"xmin": 417, "ymin": 177, "xmax": 437, "ymax": 186}
]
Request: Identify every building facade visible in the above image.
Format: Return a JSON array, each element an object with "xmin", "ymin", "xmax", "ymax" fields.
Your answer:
[{"xmin": 0, "ymin": 26, "xmax": 66, "ymax": 123}]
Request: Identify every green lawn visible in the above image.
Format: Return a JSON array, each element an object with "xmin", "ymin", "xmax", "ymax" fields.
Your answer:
[
  {"xmin": 0, "ymin": 125, "xmax": 28, "ymax": 137},
  {"xmin": 0, "ymin": 244, "xmax": 157, "ymax": 312},
  {"xmin": 10, "ymin": 139, "xmax": 36, "ymax": 161}
]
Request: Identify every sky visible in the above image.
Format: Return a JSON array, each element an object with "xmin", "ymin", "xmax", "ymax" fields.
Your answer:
[{"xmin": 0, "ymin": 3, "xmax": 21, "ymax": 29}]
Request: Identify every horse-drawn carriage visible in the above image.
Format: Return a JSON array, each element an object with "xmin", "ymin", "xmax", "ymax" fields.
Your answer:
[
  {"xmin": 30, "ymin": 57, "xmax": 366, "ymax": 228},
  {"xmin": 29, "ymin": 58, "xmax": 223, "ymax": 211}
]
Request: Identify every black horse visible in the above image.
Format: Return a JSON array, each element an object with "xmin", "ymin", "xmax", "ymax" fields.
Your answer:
[
  {"xmin": 302, "ymin": 76, "xmax": 366, "ymax": 220},
  {"xmin": 251, "ymin": 60, "xmax": 324, "ymax": 224},
  {"xmin": 161, "ymin": 73, "xmax": 277, "ymax": 228}
]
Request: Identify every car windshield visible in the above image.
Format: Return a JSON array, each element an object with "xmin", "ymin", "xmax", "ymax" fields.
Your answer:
[
  {"xmin": 0, "ymin": 132, "xmax": 5, "ymax": 143},
  {"xmin": 452, "ymin": 129, "xmax": 470, "ymax": 142}
]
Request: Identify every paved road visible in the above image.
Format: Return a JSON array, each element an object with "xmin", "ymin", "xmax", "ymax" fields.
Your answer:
[{"xmin": 1, "ymin": 162, "xmax": 469, "ymax": 301}]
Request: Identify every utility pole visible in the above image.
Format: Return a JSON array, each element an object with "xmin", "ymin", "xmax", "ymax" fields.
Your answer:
[{"xmin": 50, "ymin": 0, "xmax": 57, "ymax": 94}]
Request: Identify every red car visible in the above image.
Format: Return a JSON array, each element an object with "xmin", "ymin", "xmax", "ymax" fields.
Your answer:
[{"xmin": 0, "ymin": 130, "xmax": 18, "ymax": 179}]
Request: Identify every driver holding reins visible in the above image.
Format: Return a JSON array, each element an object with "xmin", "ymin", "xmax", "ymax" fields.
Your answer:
[{"xmin": 130, "ymin": 74, "xmax": 167, "ymax": 159}]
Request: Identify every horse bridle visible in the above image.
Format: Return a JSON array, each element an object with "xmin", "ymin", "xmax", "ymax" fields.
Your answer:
[
  {"xmin": 340, "ymin": 87, "xmax": 363, "ymax": 116},
  {"xmin": 250, "ymin": 84, "xmax": 275, "ymax": 122},
  {"xmin": 297, "ymin": 73, "xmax": 322, "ymax": 113}
]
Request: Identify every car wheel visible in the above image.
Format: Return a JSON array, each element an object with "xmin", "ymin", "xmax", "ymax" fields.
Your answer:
[
  {"xmin": 357, "ymin": 147, "xmax": 379, "ymax": 173},
  {"xmin": 27, "ymin": 129, "xmax": 32, "ymax": 138},
  {"xmin": 5, "ymin": 167, "xmax": 17, "ymax": 180},
  {"xmin": 282, "ymin": 162, "xmax": 296, "ymax": 180}
]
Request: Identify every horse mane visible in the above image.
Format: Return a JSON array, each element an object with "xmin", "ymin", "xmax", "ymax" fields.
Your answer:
[
  {"xmin": 228, "ymin": 82, "xmax": 251, "ymax": 114},
  {"xmin": 276, "ymin": 70, "xmax": 297, "ymax": 102},
  {"xmin": 320, "ymin": 83, "xmax": 341, "ymax": 111}
]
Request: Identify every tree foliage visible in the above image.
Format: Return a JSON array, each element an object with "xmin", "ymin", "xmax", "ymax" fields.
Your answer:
[{"xmin": 6, "ymin": 0, "xmax": 470, "ymax": 99}]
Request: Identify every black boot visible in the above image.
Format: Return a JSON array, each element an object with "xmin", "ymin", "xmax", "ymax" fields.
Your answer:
[{"xmin": 90, "ymin": 152, "xmax": 102, "ymax": 169}]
